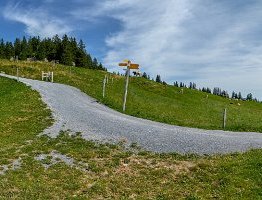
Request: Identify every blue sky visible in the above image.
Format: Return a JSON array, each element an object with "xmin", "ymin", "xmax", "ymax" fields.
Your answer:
[{"xmin": 0, "ymin": 0, "xmax": 262, "ymax": 99}]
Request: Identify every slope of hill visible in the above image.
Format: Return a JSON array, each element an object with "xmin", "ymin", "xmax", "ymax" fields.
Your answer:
[
  {"xmin": 0, "ymin": 59, "xmax": 262, "ymax": 133},
  {"xmin": 2, "ymin": 73, "xmax": 262, "ymax": 154},
  {"xmin": 0, "ymin": 77, "xmax": 52, "ymax": 163},
  {"xmin": 1, "ymin": 76, "xmax": 262, "ymax": 199}
]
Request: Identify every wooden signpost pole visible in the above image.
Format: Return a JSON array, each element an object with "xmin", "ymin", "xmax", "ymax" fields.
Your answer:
[
  {"xmin": 123, "ymin": 61, "xmax": 131, "ymax": 112},
  {"xmin": 119, "ymin": 60, "xmax": 139, "ymax": 112}
]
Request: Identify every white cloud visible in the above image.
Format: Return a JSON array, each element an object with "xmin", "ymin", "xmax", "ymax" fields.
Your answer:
[
  {"xmin": 3, "ymin": 2, "xmax": 72, "ymax": 38},
  {"xmin": 78, "ymin": 0, "xmax": 262, "ymax": 98},
  {"xmin": 3, "ymin": 0, "xmax": 262, "ymax": 98}
]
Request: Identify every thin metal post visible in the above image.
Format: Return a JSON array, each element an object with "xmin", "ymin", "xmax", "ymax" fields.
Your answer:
[
  {"xmin": 223, "ymin": 108, "xmax": 227, "ymax": 129},
  {"xmin": 16, "ymin": 67, "xmax": 19, "ymax": 82},
  {"xmin": 51, "ymin": 72, "xmax": 54, "ymax": 83},
  {"xmin": 103, "ymin": 78, "xmax": 106, "ymax": 98},
  {"xmin": 123, "ymin": 64, "xmax": 130, "ymax": 112}
]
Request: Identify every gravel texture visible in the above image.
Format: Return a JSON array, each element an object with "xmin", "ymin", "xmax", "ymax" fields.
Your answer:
[
  {"xmin": 35, "ymin": 151, "xmax": 89, "ymax": 171},
  {"xmin": 0, "ymin": 158, "xmax": 22, "ymax": 175},
  {"xmin": 1, "ymin": 73, "xmax": 262, "ymax": 155}
]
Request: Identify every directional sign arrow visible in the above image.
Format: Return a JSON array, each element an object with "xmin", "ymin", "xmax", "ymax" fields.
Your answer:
[
  {"xmin": 119, "ymin": 63, "xmax": 128, "ymax": 66},
  {"xmin": 129, "ymin": 64, "xmax": 139, "ymax": 69}
]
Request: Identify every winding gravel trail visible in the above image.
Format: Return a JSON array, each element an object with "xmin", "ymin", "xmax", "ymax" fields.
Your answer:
[{"xmin": 2, "ymin": 74, "xmax": 262, "ymax": 155}]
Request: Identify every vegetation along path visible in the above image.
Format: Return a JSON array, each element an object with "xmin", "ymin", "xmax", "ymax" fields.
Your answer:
[{"xmin": 2, "ymin": 73, "xmax": 262, "ymax": 155}]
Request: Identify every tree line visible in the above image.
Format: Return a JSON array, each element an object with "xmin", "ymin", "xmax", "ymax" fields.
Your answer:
[
  {"xmin": 0, "ymin": 35, "xmax": 106, "ymax": 70},
  {"xmin": 141, "ymin": 73, "xmax": 259, "ymax": 102}
]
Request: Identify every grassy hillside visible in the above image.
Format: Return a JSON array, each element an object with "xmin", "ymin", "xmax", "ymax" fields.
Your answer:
[
  {"xmin": 1, "ymin": 59, "xmax": 262, "ymax": 132},
  {"xmin": 0, "ymin": 77, "xmax": 52, "ymax": 162},
  {"xmin": 0, "ymin": 77, "xmax": 262, "ymax": 199}
]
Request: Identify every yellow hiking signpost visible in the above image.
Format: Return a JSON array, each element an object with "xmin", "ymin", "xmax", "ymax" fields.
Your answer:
[{"xmin": 119, "ymin": 60, "xmax": 140, "ymax": 112}]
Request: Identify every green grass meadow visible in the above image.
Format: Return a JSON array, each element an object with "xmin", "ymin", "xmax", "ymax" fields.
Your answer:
[
  {"xmin": 0, "ymin": 76, "xmax": 262, "ymax": 199},
  {"xmin": 1, "ymin": 59, "xmax": 262, "ymax": 133}
]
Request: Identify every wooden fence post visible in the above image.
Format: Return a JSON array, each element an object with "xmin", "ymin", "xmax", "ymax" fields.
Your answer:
[
  {"xmin": 223, "ymin": 108, "xmax": 227, "ymax": 129},
  {"xmin": 51, "ymin": 72, "xmax": 54, "ymax": 83},
  {"xmin": 102, "ymin": 78, "xmax": 106, "ymax": 98},
  {"xmin": 16, "ymin": 67, "xmax": 19, "ymax": 82}
]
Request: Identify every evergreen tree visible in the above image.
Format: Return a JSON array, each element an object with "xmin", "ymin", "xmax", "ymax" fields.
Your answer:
[
  {"xmin": 238, "ymin": 92, "xmax": 242, "ymax": 100},
  {"xmin": 0, "ymin": 39, "xmax": 5, "ymax": 58},
  {"xmin": 14, "ymin": 38, "xmax": 21, "ymax": 57},
  {"xmin": 27, "ymin": 36, "xmax": 40, "ymax": 58},
  {"xmin": 193, "ymin": 83, "xmax": 197, "ymax": 89},
  {"xmin": 247, "ymin": 93, "xmax": 253, "ymax": 101},
  {"xmin": 61, "ymin": 35, "xmax": 74, "ymax": 65},
  {"xmin": 0, "ymin": 35, "xmax": 106, "ymax": 70},
  {"xmin": 92, "ymin": 58, "xmax": 99, "ymax": 69},
  {"xmin": 36, "ymin": 40, "xmax": 47, "ymax": 60},
  {"xmin": 5, "ymin": 42, "xmax": 14, "ymax": 59},
  {"xmin": 232, "ymin": 91, "xmax": 236, "ymax": 99},
  {"xmin": 142, "ymin": 72, "xmax": 147, "ymax": 79},
  {"xmin": 156, "ymin": 75, "xmax": 162, "ymax": 83},
  {"xmin": 20, "ymin": 36, "xmax": 28, "ymax": 60},
  {"xmin": 52, "ymin": 34, "xmax": 62, "ymax": 61}
]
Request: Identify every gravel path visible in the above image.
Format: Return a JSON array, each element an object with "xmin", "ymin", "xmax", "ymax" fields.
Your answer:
[{"xmin": 2, "ymin": 74, "xmax": 262, "ymax": 155}]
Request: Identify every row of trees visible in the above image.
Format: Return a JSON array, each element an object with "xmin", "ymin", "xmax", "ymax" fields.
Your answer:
[
  {"xmin": 140, "ymin": 73, "xmax": 259, "ymax": 102},
  {"xmin": 0, "ymin": 35, "xmax": 106, "ymax": 70}
]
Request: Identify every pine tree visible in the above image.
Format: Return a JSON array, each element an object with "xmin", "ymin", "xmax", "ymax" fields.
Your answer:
[
  {"xmin": 14, "ymin": 38, "xmax": 21, "ymax": 57},
  {"xmin": 238, "ymin": 92, "xmax": 242, "ymax": 100},
  {"xmin": 53, "ymin": 34, "xmax": 62, "ymax": 61},
  {"xmin": 247, "ymin": 93, "xmax": 253, "ymax": 101},
  {"xmin": 27, "ymin": 36, "xmax": 40, "ymax": 58},
  {"xmin": 192, "ymin": 83, "xmax": 196, "ymax": 90},
  {"xmin": 0, "ymin": 35, "xmax": 106, "ymax": 70},
  {"xmin": 61, "ymin": 35, "xmax": 74, "ymax": 65},
  {"xmin": 92, "ymin": 58, "xmax": 98, "ymax": 69},
  {"xmin": 156, "ymin": 75, "xmax": 162, "ymax": 83},
  {"xmin": 232, "ymin": 91, "xmax": 235, "ymax": 99},
  {"xmin": 5, "ymin": 42, "xmax": 14, "ymax": 59},
  {"xmin": 0, "ymin": 39, "xmax": 5, "ymax": 58},
  {"xmin": 189, "ymin": 82, "xmax": 193, "ymax": 89},
  {"xmin": 20, "ymin": 37, "xmax": 28, "ymax": 60},
  {"xmin": 142, "ymin": 72, "xmax": 147, "ymax": 79},
  {"xmin": 36, "ymin": 40, "xmax": 46, "ymax": 60}
]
